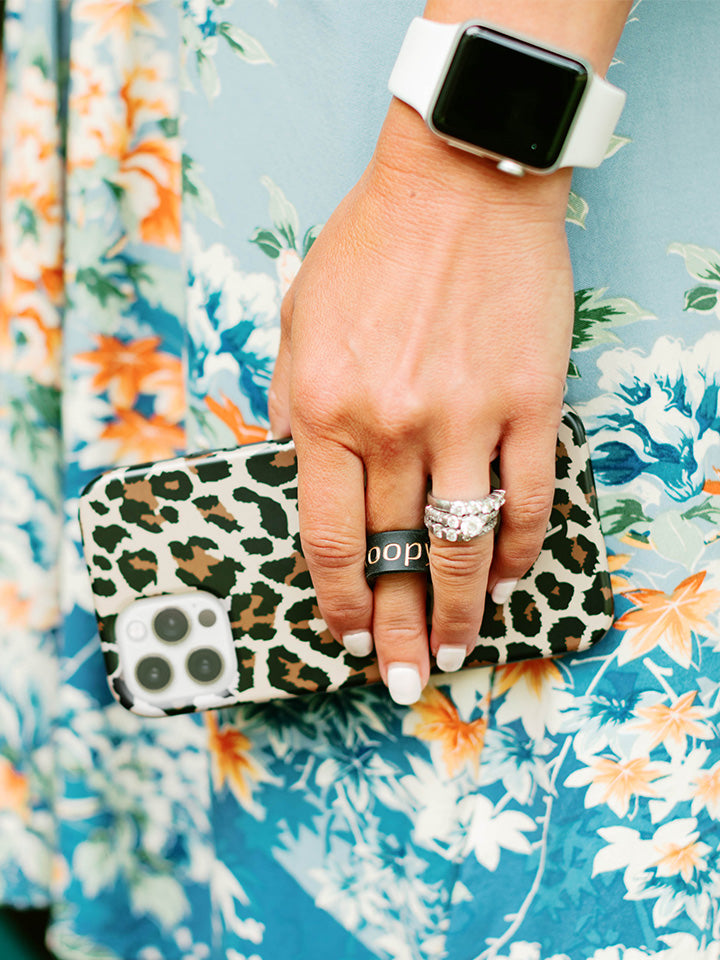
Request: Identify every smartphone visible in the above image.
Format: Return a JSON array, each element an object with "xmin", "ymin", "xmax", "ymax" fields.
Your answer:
[{"xmin": 78, "ymin": 407, "xmax": 613, "ymax": 716}]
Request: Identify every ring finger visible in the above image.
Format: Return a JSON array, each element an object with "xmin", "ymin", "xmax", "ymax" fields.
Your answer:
[{"xmin": 427, "ymin": 453, "xmax": 497, "ymax": 668}]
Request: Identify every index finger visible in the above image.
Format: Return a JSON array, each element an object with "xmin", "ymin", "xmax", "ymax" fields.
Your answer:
[{"xmin": 294, "ymin": 435, "xmax": 374, "ymax": 655}]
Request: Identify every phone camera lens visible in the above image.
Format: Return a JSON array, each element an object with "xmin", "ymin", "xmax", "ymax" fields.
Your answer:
[
  {"xmin": 136, "ymin": 656, "xmax": 172, "ymax": 691},
  {"xmin": 187, "ymin": 647, "xmax": 224, "ymax": 684},
  {"xmin": 198, "ymin": 608, "xmax": 216, "ymax": 628},
  {"xmin": 153, "ymin": 607, "xmax": 189, "ymax": 643}
]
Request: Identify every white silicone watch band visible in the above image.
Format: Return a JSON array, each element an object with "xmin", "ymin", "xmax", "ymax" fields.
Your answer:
[
  {"xmin": 559, "ymin": 72, "xmax": 626, "ymax": 168},
  {"xmin": 388, "ymin": 17, "xmax": 626, "ymax": 171}
]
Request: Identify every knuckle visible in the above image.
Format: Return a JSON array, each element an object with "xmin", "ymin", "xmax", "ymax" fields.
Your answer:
[
  {"xmin": 364, "ymin": 390, "xmax": 425, "ymax": 452},
  {"xmin": 301, "ymin": 527, "xmax": 364, "ymax": 571},
  {"xmin": 374, "ymin": 620, "xmax": 425, "ymax": 650},
  {"xmin": 430, "ymin": 541, "xmax": 490, "ymax": 582},
  {"xmin": 503, "ymin": 490, "xmax": 553, "ymax": 536},
  {"xmin": 291, "ymin": 378, "xmax": 345, "ymax": 436},
  {"xmin": 319, "ymin": 594, "xmax": 370, "ymax": 628},
  {"xmin": 433, "ymin": 602, "xmax": 480, "ymax": 638}
]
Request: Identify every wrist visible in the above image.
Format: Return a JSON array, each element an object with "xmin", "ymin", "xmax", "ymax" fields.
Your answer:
[{"xmin": 371, "ymin": 99, "xmax": 573, "ymax": 218}]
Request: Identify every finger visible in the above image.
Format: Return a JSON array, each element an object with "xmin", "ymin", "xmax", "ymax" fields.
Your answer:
[
  {"xmin": 267, "ymin": 292, "xmax": 293, "ymax": 440},
  {"xmin": 487, "ymin": 419, "xmax": 559, "ymax": 606},
  {"xmin": 365, "ymin": 460, "xmax": 430, "ymax": 704},
  {"xmin": 294, "ymin": 437, "xmax": 373, "ymax": 656},
  {"xmin": 427, "ymin": 454, "xmax": 495, "ymax": 668}
]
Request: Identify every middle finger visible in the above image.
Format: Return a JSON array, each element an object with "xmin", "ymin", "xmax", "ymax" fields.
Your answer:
[{"xmin": 365, "ymin": 458, "xmax": 430, "ymax": 705}]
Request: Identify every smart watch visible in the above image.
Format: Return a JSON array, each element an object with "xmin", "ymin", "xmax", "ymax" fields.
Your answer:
[{"xmin": 388, "ymin": 18, "xmax": 626, "ymax": 176}]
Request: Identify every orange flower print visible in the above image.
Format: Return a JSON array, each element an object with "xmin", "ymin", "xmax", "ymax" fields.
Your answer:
[
  {"xmin": 492, "ymin": 657, "xmax": 572, "ymax": 738},
  {"xmin": 120, "ymin": 64, "xmax": 172, "ymax": 135},
  {"xmin": 691, "ymin": 760, "xmax": 720, "ymax": 819},
  {"xmin": 653, "ymin": 834, "xmax": 710, "ymax": 884},
  {"xmin": 565, "ymin": 755, "xmax": 661, "ymax": 818},
  {"xmin": 205, "ymin": 394, "xmax": 269, "ymax": 445},
  {"xmin": 114, "ymin": 136, "xmax": 181, "ymax": 251},
  {"xmin": 0, "ymin": 582, "xmax": 33, "ymax": 631},
  {"xmin": 75, "ymin": 0, "xmax": 162, "ymax": 42},
  {"xmin": 410, "ymin": 688, "xmax": 486, "ymax": 776},
  {"xmin": 77, "ymin": 335, "xmax": 179, "ymax": 410},
  {"xmin": 0, "ymin": 758, "xmax": 30, "ymax": 820},
  {"xmin": 634, "ymin": 691, "xmax": 713, "ymax": 757},
  {"xmin": 139, "ymin": 353, "xmax": 185, "ymax": 425},
  {"xmin": 614, "ymin": 572, "xmax": 720, "ymax": 667},
  {"xmin": 703, "ymin": 466, "xmax": 720, "ymax": 496},
  {"xmin": 206, "ymin": 713, "xmax": 263, "ymax": 809},
  {"xmin": 608, "ymin": 552, "xmax": 632, "ymax": 592},
  {"xmin": 494, "ymin": 658, "xmax": 564, "ymax": 700},
  {"xmin": 101, "ymin": 410, "xmax": 185, "ymax": 462}
]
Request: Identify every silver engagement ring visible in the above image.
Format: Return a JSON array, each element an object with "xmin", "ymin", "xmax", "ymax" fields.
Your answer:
[{"xmin": 424, "ymin": 489, "xmax": 506, "ymax": 542}]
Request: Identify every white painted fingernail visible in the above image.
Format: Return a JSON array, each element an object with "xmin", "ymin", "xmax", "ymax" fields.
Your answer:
[
  {"xmin": 491, "ymin": 579, "xmax": 518, "ymax": 605},
  {"xmin": 387, "ymin": 663, "xmax": 423, "ymax": 705},
  {"xmin": 342, "ymin": 630, "xmax": 374, "ymax": 658},
  {"xmin": 436, "ymin": 645, "xmax": 467, "ymax": 673}
]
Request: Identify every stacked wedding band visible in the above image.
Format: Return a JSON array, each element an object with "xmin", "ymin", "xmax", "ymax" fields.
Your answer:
[{"xmin": 424, "ymin": 489, "xmax": 506, "ymax": 542}]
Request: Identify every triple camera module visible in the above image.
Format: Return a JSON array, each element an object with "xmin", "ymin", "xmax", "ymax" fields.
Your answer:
[{"xmin": 116, "ymin": 592, "xmax": 238, "ymax": 709}]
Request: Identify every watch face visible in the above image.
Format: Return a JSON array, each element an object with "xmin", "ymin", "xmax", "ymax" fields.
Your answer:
[{"xmin": 431, "ymin": 26, "xmax": 588, "ymax": 170}]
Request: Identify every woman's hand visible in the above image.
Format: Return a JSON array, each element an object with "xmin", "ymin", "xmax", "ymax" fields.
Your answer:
[{"xmin": 268, "ymin": 101, "xmax": 575, "ymax": 704}]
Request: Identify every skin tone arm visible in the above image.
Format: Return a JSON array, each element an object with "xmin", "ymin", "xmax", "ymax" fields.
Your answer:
[{"xmin": 269, "ymin": 1, "xmax": 632, "ymax": 705}]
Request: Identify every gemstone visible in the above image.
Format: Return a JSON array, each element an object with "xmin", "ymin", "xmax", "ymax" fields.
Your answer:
[{"xmin": 460, "ymin": 516, "xmax": 484, "ymax": 538}]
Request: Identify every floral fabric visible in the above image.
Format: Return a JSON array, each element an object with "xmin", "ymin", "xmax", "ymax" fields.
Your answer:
[{"xmin": 1, "ymin": 2, "xmax": 720, "ymax": 959}]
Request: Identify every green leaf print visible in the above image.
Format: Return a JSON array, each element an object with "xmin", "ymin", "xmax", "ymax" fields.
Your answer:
[
  {"xmin": 159, "ymin": 117, "xmax": 179, "ymax": 138},
  {"xmin": 218, "ymin": 22, "xmax": 272, "ymax": 65},
  {"xmin": 261, "ymin": 176, "xmax": 300, "ymax": 250},
  {"xmin": 683, "ymin": 497, "xmax": 720, "ymax": 524},
  {"xmin": 668, "ymin": 243, "xmax": 720, "ymax": 318},
  {"xmin": 250, "ymin": 228, "xmax": 283, "ymax": 259},
  {"xmin": 569, "ymin": 288, "xmax": 655, "ymax": 376},
  {"xmin": 182, "ymin": 154, "xmax": 221, "ymax": 224},
  {"xmin": 599, "ymin": 495, "xmax": 652, "ymax": 536},
  {"xmin": 16, "ymin": 200, "xmax": 39, "ymax": 240},
  {"xmin": 302, "ymin": 224, "xmax": 323, "ymax": 258},
  {"xmin": 27, "ymin": 383, "xmax": 61, "ymax": 429},
  {"xmin": 196, "ymin": 49, "xmax": 220, "ymax": 99},
  {"xmin": 252, "ymin": 178, "xmax": 323, "ymax": 263},
  {"xmin": 75, "ymin": 267, "xmax": 125, "ymax": 307},
  {"xmin": 668, "ymin": 242, "xmax": 720, "ymax": 282},
  {"xmin": 682, "ymin": 285, "xmax": 718, "ymax": 313}
]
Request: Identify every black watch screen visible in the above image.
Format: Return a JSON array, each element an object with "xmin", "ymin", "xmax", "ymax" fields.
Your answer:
[{"xmin": 431, "ymin": 26, "xmax": 588, "ymax": 169}]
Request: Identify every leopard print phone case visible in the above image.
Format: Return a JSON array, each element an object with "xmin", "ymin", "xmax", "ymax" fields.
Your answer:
[{"xmin": 79, "ymin": 406, "xmax": 613, "ymax": 716}]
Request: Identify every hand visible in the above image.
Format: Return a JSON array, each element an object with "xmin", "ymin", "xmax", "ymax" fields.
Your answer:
[{"xmin": 268, "ymin": 103, "xmax": 574, "ymax": 704}]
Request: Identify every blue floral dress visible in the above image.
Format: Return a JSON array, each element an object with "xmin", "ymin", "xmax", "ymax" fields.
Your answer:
[{"xmin": 2, "ymin": 2, "xmax": 720, "ymax": 959}]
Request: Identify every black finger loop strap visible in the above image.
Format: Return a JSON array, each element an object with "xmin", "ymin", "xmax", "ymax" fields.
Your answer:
[{"xmin": 365, "ymin": 529, "xmax": 430, "ymax": 585}]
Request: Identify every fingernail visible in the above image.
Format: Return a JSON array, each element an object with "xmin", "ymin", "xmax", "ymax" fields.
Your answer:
[
  {"xmin": 491, "ymin": 579, "xmax": 518, "ymax": 605},
  {"xmin": 387, "ymin": 663, "xmax": 423, "ymax": 705},
  {"xmin": 435, "ymin": 645, "xmax": 467, "ymax": 673},
  {"xmin": 342, "ymin": 630, "xmax": 374, "ymax": 658}
]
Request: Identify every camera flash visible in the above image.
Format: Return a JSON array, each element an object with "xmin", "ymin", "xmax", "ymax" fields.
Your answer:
[{"xmin": 127, "ymin": 620, "xmax": 147, "ymax": 640}]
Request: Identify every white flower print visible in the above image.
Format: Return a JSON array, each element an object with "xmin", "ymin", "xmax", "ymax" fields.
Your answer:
[
  {"xmin": 593, "ymin": 819, "xmax": 720, "ymax": 929},
  {"xmin": 460, "ymin": 794, "xmax": 537, "ymax": 871}
]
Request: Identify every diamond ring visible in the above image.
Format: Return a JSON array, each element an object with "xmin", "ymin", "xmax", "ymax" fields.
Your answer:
[{"xmin": 424, "ymin": 489, "xmax": 505, "ymax": 542}]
